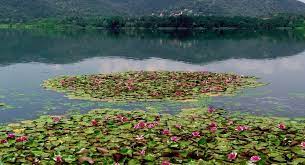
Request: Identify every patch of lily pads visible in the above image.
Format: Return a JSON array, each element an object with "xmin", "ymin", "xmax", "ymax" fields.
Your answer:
[
  {"xmin": 0, "ymin": 107, "xmax": 304, "ymax": 164},
  {"xmin": 43, "ymin": 71, "xmax": 264, "ymax": 102}
]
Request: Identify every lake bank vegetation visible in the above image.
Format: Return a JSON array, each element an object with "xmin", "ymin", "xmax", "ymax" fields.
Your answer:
[
  {"xmin": 0, "ymin": 108, "xmax": 304, "ymax": 164},
  {"xmin": 43, "ymin": 71, "xmax": 264, "ymax": 102},
  {"xmin": 1, "ymin": 14, "xmax": 305, "ymax": 31}
]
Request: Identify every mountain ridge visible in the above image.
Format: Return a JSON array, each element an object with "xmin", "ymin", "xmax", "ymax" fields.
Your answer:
[{"xmin": 1, "ymin": 0, "xmax": 305, "ymax": 21}]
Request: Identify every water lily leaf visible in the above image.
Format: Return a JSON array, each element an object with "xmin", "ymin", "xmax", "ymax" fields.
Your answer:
[
  {"xmin": 31, "ymin": 150, "xmax": 44, "ymax": 157},
  {"xmin": 77, "ymin": 148, "xmax": 89, "ymax": 155},
  {"xmin": 78, "ymin": 157, "xmax": 94, "ymax": 164},
  {"xmin": 292, "ymin": 147, "xmax": 305, "ymax": 156},
  {"xmin": 84, "ymin": 128, "xmax": 95, "ymax": 134},
  {"xmin": 292, "ymin": 158, "xmax": 305, "ymax": 164},
  {"xmin": 198, "ymin": 138, "xmax": 207, "ymax": 145},
  {"xmin": 128, "ymin": 159, "xmax": 140, "ymax": 165},
  {"xmin": 63, "ymin": 155, "xmax": 77, "ymax": 163},
  {"xmin": 120, "ymin": 148, "xmax": 133, "ymax": 155},
  {"xmin": 144, "ymin": 154, "xmax": 156, "ymax": 161},
  {"xmin": 96, "ymin": 147, "xmax": 109, "ymax": 155}
]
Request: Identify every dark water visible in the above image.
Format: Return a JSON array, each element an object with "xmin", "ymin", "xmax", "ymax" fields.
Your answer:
[{"xmin": 1, "ymin": 29, "xmax": 305, "ymax": 123}]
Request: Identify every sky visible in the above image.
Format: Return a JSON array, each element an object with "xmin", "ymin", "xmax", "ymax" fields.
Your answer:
[{"xmin": 298, "ymin": 0, "xmax": 305, "ymax": 3}]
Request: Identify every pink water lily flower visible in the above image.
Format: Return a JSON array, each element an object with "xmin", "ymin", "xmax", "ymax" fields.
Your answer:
[
  {"xmin": 134, "ymin": 121, "xmax": 146, "ymax": 129},
  {"xmin": 133, "ymin": 124, "xmax": 141, "ymax": 129},
  {"xmin": 226, "ymin": 77, "xmax": 233, "ymax": 83},
  {"xmin": 60, "ymin": 80, "xmax": 66, "ymax": 86},
  {"xmin": 175, "ymin": 124, "xmax": 182, "ymax": 129},
  {"xmin": 192, "ymin": 131, "xmax": 200, "ymax": 137},
  {"xmin": 16, "ymin": 136, "xmax": 28, "ymax": 143},
  {"xmin": 175, "ymin": 91, "xmax": 183, "ymax": 96},
  {"xmin": 278, "ymin": 123, "xmax": 286, "ymax": 130},
  {"xmin": 147, "ymin": 123, "xmax": 155, "ymax": 129},
  {"xmin": 0, "ymin": 139, "xmax": 8, "ymax": 144},
  {"xmin": 208, "ymin": 106, "xmax": 216, "ymax": 113},
  {"xmin": 91, "ymin": 119, "xmax": 98, "ymax": 126},
  {"xmin": 300, "ymin": 141, "xmax": 305, "ymax": 149},
  {"xmin": 139, "ymin": 149, "xmax": 146, "ymax": 155},
  {"xmin": 54, "ymin": 155, "xmax": 63, "ymax": 163},
  {"xmin": 162, "ymin": 160, "xmax": 171, "ymax": 165},
  {"xmin": 210, "ymin": 126, "xmax": 217, "ymax": 132},
  {"xmin": 250, "ymin": 155, "xmax": 261, "ymax": 162},
  {"xmin": 227, "ymin": 152, "xmax": 237, "ymax": 161},
  {"xmin": 117, "ymin": 115, "xmax": 128, "ymax": 122},
  {"xmin": 7, "ymin": 133, "xmax": 15, "ymax": 139},
  {"xmin": 127, "ymin": 85, "xmax": 134, "ymax": 91},
  {"xmin": 235, "ymin": 125, "xmax": 248, "ymax": 132},
  {"xmin": 52, "ymin": 116, "xmax": 61, "ymax": 123},
  {"xmin": 227, "ymin": 120, "xmax": 234, "ymax": 125},
  {"xmin": 153, "ymin": 121, "xmax": 159, "ymax": 126},
  {"xmin": 162, "ymin": 129, "xmax": 170, "ymax": 135},
  {"xmin": 209, "ymin": 122, "xmax": 217, "ymax": 128},
  {"xmin": 171, "ymin": 136, "xmax": 180, "ymax": 142},
  {"xmin": 209, "ymin": 122, "xmax": 218, "ymax": 132},
  {"xmin": 135, "ymin": 135, "xmax": 144, "ymax": 141}
]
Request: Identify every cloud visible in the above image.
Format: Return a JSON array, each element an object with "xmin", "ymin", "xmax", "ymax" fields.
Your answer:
[{"xmin": 204, "ymin": 50, "xmax": 305, "ymax": 76}]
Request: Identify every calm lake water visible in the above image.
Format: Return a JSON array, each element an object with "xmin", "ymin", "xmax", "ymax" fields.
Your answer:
[{"xmin": 1, "ymin": 29, "xmax": 305, "ymax": 123}]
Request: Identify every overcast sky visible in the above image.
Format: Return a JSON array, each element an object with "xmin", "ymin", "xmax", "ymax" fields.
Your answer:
[{"xmin": 298, "ymin": 0, "xmax": 305, "ymax": 3}]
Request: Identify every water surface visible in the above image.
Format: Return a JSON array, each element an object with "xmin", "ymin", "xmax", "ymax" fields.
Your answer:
[{"xmin": 1, "ymin": 29, "xmax": 305, "ymax": 123}]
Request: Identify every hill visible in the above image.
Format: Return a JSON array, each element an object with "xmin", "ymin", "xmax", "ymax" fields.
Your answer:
[{"xmin": 1, "ymin": 0, "xmax": 305, "ymax": 21}]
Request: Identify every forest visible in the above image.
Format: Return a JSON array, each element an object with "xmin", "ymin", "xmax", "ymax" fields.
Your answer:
[{"xmin": 2, "ymin": 14, "xmax": 305, "ymax": 30}]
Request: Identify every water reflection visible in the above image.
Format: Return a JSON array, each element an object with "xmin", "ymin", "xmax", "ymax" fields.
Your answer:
[
  {"xmin": 1, "ymin": 29, "xmax": 305, "ymax": 123},
  {"xmin": 1, "ymin": 30, "xmax": 305, "ymax": 66}
]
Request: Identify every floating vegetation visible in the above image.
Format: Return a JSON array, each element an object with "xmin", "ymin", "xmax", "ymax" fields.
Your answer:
[
  {"xmin": 43, "ymin": 71, "xmax": 264, "ymax": 102},
  {"xmin": 288, "ymin": 92, "xmax": 305, "ymax": 99},
  {"xmin": 0, "ymin": 108, "xmax": 304, "ymax": 164},
  {"xmin": 0, "ymin": 102, "xmax": 14, "ymax": 110}
]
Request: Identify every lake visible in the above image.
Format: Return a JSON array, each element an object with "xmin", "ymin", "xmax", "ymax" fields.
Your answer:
[{"xmin": 1, "ymin": 29, "xmax": 305, "ymax": 123}]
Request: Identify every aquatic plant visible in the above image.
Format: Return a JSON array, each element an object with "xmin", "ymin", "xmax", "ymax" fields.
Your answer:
[
  {"xmin": 0, "ymin": 102, "xmax": 14, "ymax": 110},
  {"xmin": 227, "ymin": 152, "xmax": 237, "ymax": 161},
  {"xmin": 250, "ymin": 155, "xmax": 261, "ymax": 162},
  {"xmin": 43, "ymin": 71, "xmax": 264, "ymax": 102},
  {"xmin": 0, "ymin": 108, "xmax": 304, "ymax": 164}
]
